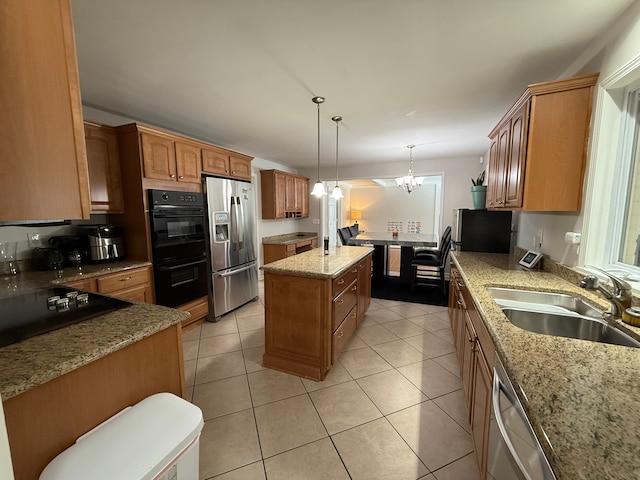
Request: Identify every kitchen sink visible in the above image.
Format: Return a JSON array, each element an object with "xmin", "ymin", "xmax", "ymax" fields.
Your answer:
[
  {"xmin": 486, "ymin": 287, "xmax": 639, "ymax": 347},
  {"xmin": 487, "ymin": 287, "xmax": 603, "ymax": 318},
  {"xmin": 502, "ymin": 309, "xmax": 640, "ymax": 348}
]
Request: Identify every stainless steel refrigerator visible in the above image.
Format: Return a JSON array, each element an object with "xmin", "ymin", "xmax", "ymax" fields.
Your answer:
[
  {"xmin": 452, "ymin": 208, "xmax": 514, "ymax": 253},
  {"xmin": 204, "ymin": 176, "xmax": 258, "ymax": 319}
]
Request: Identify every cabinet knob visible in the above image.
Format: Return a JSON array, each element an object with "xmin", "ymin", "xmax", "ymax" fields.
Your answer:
[
  {"xmin": 179, "ymin": 175, "xmax": 184, "ymax": 179},
  {"xmin": 170, "ymin": 174, "xmax": 176, "ymax": 178},
  {"xmin": 337, "ymin": 331, "xmax": 344, "ymax": 338},
  {"xmin": 337, "ymin": 299, "xmax": 344, "ymax": 305},
  {"xmin": 467, "ymin": 336, "xmax": 474, "ymax": 343}
]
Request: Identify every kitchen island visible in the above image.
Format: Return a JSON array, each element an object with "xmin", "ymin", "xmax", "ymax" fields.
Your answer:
[
  {"xmin": 262, "ymin": 231, "xmax": 318, "ymax": 264},
  {"xmin": 0, "ymin": 265, "xmax": 189, "ymax": 480},
  {"xmin": 261, "ymin": 245, "xmax": 373, "ymax": 380},
  {"xmin": 452, "ymin": 251, "xmax": 640, "ymax": 480}
]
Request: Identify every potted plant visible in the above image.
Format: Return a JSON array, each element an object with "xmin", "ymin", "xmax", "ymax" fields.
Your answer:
[{"xmin": 471, "ymin": 171, "xmax": 486, "ymax": 209}]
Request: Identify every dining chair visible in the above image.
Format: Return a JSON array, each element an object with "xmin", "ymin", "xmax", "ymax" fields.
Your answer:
[
  {"xmin": 348, "ymin": 225, "xmax": 359, "ymax": 237},
  {"xmin": 337, "ymin": 227, "xmax": 352, "ymax": 245},
  {"xmin": 410, "ymin": 226, "xmax": 452, "ymax": 296}
]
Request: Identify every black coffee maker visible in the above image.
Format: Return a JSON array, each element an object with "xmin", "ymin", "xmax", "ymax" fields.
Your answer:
[{"xmin": 48, "ymin": 235, "xmax": 85, "ymax": 267}]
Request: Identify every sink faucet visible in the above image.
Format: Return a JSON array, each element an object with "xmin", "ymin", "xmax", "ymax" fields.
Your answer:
[{"xmin": 580, "ymin": 267, "xmax": 632, "ymax": 319}]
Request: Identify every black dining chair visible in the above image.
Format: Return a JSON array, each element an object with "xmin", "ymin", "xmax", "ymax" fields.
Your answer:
[
  {"xmin": 348, "ymin": 225, "xmax": 359, "ymax": 237},
  {"xmin": 337, "ymin": 227, "xmax": 352, "ymax": 245},
  {"xmin": 410, "ymin": 226, "xmax": 452, "ymax": 296}
]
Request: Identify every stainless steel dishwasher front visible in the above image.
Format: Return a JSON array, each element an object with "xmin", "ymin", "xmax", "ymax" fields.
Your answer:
[{"xmin": 487, "ymin": 355, "xmax": 557, "ymax": 480}]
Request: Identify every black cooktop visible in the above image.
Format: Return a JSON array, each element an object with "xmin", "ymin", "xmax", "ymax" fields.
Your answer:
[{"xmin": 0, "ymin": 286, "xmax": 131, "ymax": 348}]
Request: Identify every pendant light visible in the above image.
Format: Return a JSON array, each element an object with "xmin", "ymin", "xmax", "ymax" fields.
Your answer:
[
  {"xmin": 311, "ymin": 96, "xmax": 327, "ymax": 197},
  {"xmin": 395, "ymin": 145, "xmax": 425, "ymax": 194},
  {"xmin": 331, "ymin": 115, "xmax": 344, "ymax": 199}
]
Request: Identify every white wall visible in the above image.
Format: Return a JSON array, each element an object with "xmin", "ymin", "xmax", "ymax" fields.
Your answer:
[
  {"xmin": 350, "ymin": 184, "xmax": 437, "ymax": 234},
  {"xmin": 517, "ymin": 3, "xmax": 640, "ymax": 266},
  {"xmin": 299, "ymin": 155, "xmax": 485, "ymax": 232}
]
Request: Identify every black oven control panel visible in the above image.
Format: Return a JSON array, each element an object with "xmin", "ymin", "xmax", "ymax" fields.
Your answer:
[{"xmin": 149, "ymin": 189, "xmax": 204, "ymax": 209}]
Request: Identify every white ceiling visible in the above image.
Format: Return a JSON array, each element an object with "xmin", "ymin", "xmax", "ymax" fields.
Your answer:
[{"xmin": 71, "ymin": 0, "xmax": 635, "ymax": 171}]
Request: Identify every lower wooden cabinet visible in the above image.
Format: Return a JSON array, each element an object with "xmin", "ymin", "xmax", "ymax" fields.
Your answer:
[
  {"xmin": 263, "ymin": 237, "xmax": 318, "ymax": 264},
  {"xmin": 263, "ymin": 253, "xmax": 372, "ymax": 380},
  {"xmin": 63, "ymin": 265, "xmax": 154, "ymax": 304},
  {"xmin": 449, "ymin": 265, "xmax": 494, "ymax": 480}
]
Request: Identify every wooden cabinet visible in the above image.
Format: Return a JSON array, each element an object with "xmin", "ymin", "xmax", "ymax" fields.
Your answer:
[
  {"xmin": 261, "ymin": 169, "xmax": 310, "ymax": 219},
  {"xmin": 356, "ymin": 255, "xmax": 372, "ymax": 326},
  {"xmin": 487, "ymin": 73, "xmax": 598, "ymax": 211},
  {"xmin": 263, "ymin": 252, "xmax": 373, "ymax": 380},
  {"xmin": 140, "ymin": 132, "xmax": 201, "ymax": 184},
  {"xmin": 448, "ymin": 265, "xmax": 494, "ymax": 479},
  {"xmin": 63, "ymin": 266, "xmax": 154, "ymax": 304},
  {"xmin": 263, "ymin": 236, "xmax": 318, "ymax": 264},
  {"xmin": 84, "ymin": 122, "xmax": 124, "ymax": 214},
  {"xmin": 201, "ymin": 146, "xmax": 253, "ymax": 180},
  {"xmin": 0, "ymin": 0, "xmax": 90, "ymax": 222}
]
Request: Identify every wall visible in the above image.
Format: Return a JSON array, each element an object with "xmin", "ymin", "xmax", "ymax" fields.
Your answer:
[
  {"xmin": 349, "ymin": 183, "xmax": 437, "ymax": 234},
  {"xmin": 516, "ymin": 2, "xmax": 640, "ymax": 266},
  {"xmin": 299, "ymin": 155, "xmax": 485, "ymax": 233}
]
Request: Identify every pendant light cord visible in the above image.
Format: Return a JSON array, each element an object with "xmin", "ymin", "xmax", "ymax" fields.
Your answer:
[{"xmin": 317, "ymin": 101, "xmax": 321, "ymax": 182}]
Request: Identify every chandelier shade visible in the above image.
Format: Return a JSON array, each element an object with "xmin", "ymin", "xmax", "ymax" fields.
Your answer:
[
  {"xmin": 311, "ymin": 96, "xmax": 326, "ymax": 197},
  {"xmin": 396, "ymin": 145, "xmax": 425, "ymax": 194}
]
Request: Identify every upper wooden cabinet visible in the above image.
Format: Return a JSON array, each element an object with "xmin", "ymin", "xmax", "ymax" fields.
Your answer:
[
  {"xmin": 0, "ymin": 0, "xmax": 90, "ymax": 221},
  {"xmin": 261, "ymin": 169, "xmax": 310, "ymax": 219},
  {"xmin": 84, "ymin": 122, "xmax": 124, "ymax": 214},
  {"xmin": 201, "ymin": 146, "xmax": 253, "ymax": 180},
  {"xmin": 140, "ymin": 132, "xmax": 201, "ymax": 184},
  {"xmin": 487, "ymin": 73, "xmax": 598, "ymax": 211}
]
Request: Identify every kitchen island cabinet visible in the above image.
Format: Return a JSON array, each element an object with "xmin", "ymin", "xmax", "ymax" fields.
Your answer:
[
  {"xmin": 261, "ymin": 246, "xmax": 373, "ymax": 380},
  {"xmin": 450, "ymin": 251, "xmax": 640, "ymax": 480},
  {"xmin": 0, "ymin": 271, "xmax": 188, "ymax": 480}
]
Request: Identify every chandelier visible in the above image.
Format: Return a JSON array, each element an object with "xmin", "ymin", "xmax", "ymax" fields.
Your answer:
[
  {"xmin": 395, "ymin": 145, "xmax": 424, "ymax": 194},
  {"xmin": 311, "ymin": 96, "xmax": 327, "ymax": 197}
]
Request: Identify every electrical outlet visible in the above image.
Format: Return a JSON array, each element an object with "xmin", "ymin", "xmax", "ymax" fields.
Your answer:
[
  {"xmin": 312, "ymin": 218, "xmax": 320, "ymax": 225},
  {"xmin": 27, "ymin": 232, "xmax": 42, "ymax": 248}
]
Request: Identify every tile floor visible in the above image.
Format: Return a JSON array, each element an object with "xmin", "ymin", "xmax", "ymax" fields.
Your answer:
[{"xmin": 182, "ymin": 282, "xmax": 481, "ymax": 480}]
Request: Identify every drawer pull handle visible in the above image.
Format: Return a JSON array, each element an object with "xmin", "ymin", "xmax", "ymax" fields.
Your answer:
[
  {"xmin": 337, "ymin": 279, "xmax": 345, "ymax": 285},
  {"xmin": 457, "ymin": 282, "xmax": 463, "ymax": 287},
  {"xmin": 337, "ymin": 331, "xmax": 344, "ymax": 338},
  {"xmin": 338, "ymin": 300, "xmax": 344, "ymax": 305},
  {"xmin": 352, "ymin": 268, "xmax": 358, "ymax": 273},
  {"xmin": 170, "ymin": 174, "xmax": 176, "ymax": 178},
  {"xmin": 119, "ymin": 276, "xmax": 132, "ymax": 281},
  {"xmin": 351, "ymin": 285, "xmax": 357, "ymax": 291},
  {"xmin": 457, "ymin": 299, "xmax": 463, "ymax": 306},
  {"xmin": 351, "ymin": 312, "xmax": 357, "ymax": 319},
  {"xmin": 467, "ymin": 336, "xmax": 474, "ymax": 343},
  {"xmin": 178, "ymin": 175, "xmax": 184, "ymax": 179}
]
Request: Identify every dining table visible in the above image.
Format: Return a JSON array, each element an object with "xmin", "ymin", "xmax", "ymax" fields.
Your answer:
[{"xmin": 347, "ymin": 231, "xmax": 438, "ymax": 288}]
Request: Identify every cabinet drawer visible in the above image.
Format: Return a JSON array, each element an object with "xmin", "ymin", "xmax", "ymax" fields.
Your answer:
[
  {"xmin": 332, "ymin": 306, "xmax": 357, "ymax": 364},
  {"xmin": 333, "ymin": 279, "xmax": 358, "ymax": 330},
  {"xmin": 97, "ymin": 267, "xmax": 151, "ymax": 294},
  {"xmin": 285, "ymin": 244, "xmax": 296, "ymax": 254},
  {"xmin": 63, "ymin": 277, "xmax": 97, "ymax": 292},
  {"xmin": 332, "ymin": 267, "xmax": 358, "ymax": 297}
]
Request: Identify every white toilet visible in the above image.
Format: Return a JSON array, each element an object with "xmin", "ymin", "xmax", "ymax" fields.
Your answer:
[{"xmin": 40, "ymin": 393, "xmax": 204, "ymax": 480}]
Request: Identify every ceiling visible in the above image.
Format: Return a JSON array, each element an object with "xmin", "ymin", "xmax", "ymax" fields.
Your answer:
[{"xmin": 71, "ymin": 0, "xmax": 635, "ymax": 172}]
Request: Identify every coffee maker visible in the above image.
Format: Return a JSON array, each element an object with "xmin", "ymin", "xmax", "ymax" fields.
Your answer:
[
  {"xmin": 48, "ymin": 235, "xmax": 85, "ymax": 267},
  {"xmin": 77, "ymin": 225, "xmax": 125, "ymax": 262}
]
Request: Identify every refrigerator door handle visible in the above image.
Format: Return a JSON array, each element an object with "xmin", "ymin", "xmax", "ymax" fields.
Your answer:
[
  {"xmin": 236, "ymin": 196, "xmax": 244, "ymax": 248},
  {"xmin": 217, "ymin": 263, "xmax": 255, "ymax": 277},
  {"xmin": 230, "ymin": 196, "xmax": 239, "ymax": 251}
]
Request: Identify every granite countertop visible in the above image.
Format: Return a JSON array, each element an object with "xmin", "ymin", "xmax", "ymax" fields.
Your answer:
[
  {"xmin": 261, "ymin": 245, "xmax": 374, "ymax": 279},
  {"xmin": 262, "ymin": 232, "xmax": 318, "ymax": 245},
  {"xmin": 452, "ymin": 251, "xmax": 640, "ymax": 480},
  {"xmin": 0, "ymin": 260, "xmax": 189, "ymax": 400}
]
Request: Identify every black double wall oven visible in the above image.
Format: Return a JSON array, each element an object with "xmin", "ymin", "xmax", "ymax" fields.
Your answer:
[{"xmin": 148, "ymin": 189, "xmax": 208, "ymax": 308}]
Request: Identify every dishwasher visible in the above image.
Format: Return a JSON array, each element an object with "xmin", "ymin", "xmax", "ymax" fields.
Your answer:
[{"xmin": 487, "ymin": 354, "xmax": 557, "ymax": 480}]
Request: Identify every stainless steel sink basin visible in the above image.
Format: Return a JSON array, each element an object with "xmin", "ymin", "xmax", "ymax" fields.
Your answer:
[
  {"xmin": 502, "ymin": 309, "xmax": 640, "ymax": 348},
  {"xmin": 487, "ymin": 287, "xmax": 603, "ymax": 318}
]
